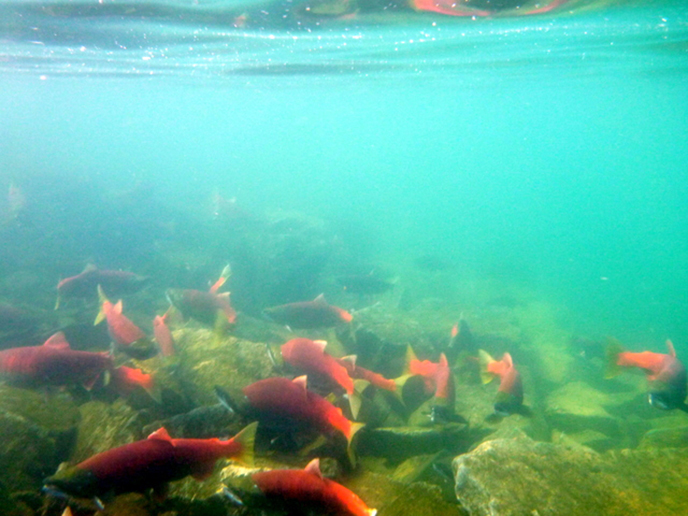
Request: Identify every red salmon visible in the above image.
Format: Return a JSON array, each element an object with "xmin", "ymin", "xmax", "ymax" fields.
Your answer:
[{"xmin": 253, "ymin": 458, "xmax": 376, "ymax": 516}]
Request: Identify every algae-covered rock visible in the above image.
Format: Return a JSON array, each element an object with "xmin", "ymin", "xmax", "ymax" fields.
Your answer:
[
  {"xmin": 174, "ymin": 328, "xmax": 275, "ymax": 406},
  {"xmin": 71, "ymin": 399, "xmax": 140, "ymax": 463},
  {"xmin": 638, "ymin": 424, "xmax": 688, "ymax": 449},
  {"xmin": 0, "ymin": 386, "xmax": 80, "ymax": 492},
  {"xmin": 453, "ymin": 434, "xmax": 688, "ymax": 516},
  {"xmin": 0, "ymin": 385, "xmax": 80, "ymax": 432},
  {"xmin": 545, "ymin": 381, "xmax": 625, "ymax": 439},
  {"xmin": 0, "ymin": 411, "xmax": 60, "ymax": 492}
]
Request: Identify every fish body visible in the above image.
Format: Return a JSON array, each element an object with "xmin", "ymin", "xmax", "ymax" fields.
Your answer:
[
  {"xmin": 0, "ymin": 332, "xmax": 111, "ymax": 389},
  {"xmin": 95, "ymin": 286, "xmax": 155, "ymax": 359},
  {"xmin": 479, "ymin": 350, "xmax": 524, "ymax": 416},
  {"xmin": 153, "ymin": 313, "xmax": 176, "ymax": 356},
  {"xmin": 337, "ymin": 274, "xmax": 394, "ymax": 295},
  {"xmin": 281, "ymin": 338, "xmax": 354, "ymax": 395},
  {"xmin": 56, "ymin": 265, "xmax": 146, "ymax": 307},
  {"xmin": 406, "ymin": 348, "xmax": 454, "ymax": 402},
  {"xmin": 44, "ymin": 423, "xmax": 256, "ymax": 499},
  {"xmin": 110, "ymin": 365, "xmax": 155, "ymax": 398},
  {"xmin": 335, "ymin": 356, "xmax": 397, "ymax": 393},
  {"xmin": 264, "ymin": 294, "xmax": 352, "ymax": 329},
  {"xmin": 253, "ymin": 458, "xmax": 376, "ymax": 516},
  {"xmin": 607, "ymin": 339, "xmax": 687, "ymax": 411},
  {"xmin": 243, "ymin": 376, "xmax": 361, "ymax": 444},
  {"xmin": 166, "ymin": 288, "xmax": 236, "ymax": 325}
]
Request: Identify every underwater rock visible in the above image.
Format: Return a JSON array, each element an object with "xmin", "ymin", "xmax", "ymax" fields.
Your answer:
[
  {"xmin": 452, "ymin": 434, "xmax": 688, "ymax": 515},
  {"xmin": 638, "ymin": 415, "xmax": 688, "ymax": 449},
  {"xmin": 71, "ymin": 399, "xmax": 140, "ymax": 463},
  {"xmin": 0, "ymin": 386, "xmax": 80, "ymax": 492},
  {"xmin": 552, "ymin": 428, "xmax": 617, "ymax": 453},
  {"xmin": 0, "ymin": 410, "xmax": 61, "ymax": 492},
  {"xmin": 173, "ymin": 328, "xmax": 275, "ymax": 407},
  {"xmin": 545, "ymin": 381, "xmax": 626, "ymax": 439}
]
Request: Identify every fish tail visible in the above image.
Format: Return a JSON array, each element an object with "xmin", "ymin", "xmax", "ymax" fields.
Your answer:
[
  {"xmin": 346, "ymin": 421, "xmax": 365, "ymax": 467},
  {"xmin": 348, "ymin": 381, "xmax": 369, "ymax": 420},
  {"xmin": 478, "ymin": 349, "xmax": 496, "ymax": 384},
  {"xmin": 604, "ymin": 337, "xmax": 625, "ymax": 379},
  {"xmin": 214, "ymin": 385, "xmax": 243, "ymax": 416},
  {"xmin": 94, "ymin": 285, "xmax": 108, "ymax": 325},
  {"xmin": 209, "ymin": 263, "xmax": 232, "ymax": 294},
  {"xmin": 231, "ymin": 421, "xmax": 258, "ymax": 467},
  {"xmin": 403, "ymin": 346, "xmax": 419, "ymax": 376}
]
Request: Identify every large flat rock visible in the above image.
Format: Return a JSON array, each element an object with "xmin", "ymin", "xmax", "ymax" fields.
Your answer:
[{"xmin": 452, "ymin": 435, "xmax": 688, "ymax": 516}]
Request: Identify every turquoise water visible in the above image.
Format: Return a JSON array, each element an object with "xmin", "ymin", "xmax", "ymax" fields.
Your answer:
[{"xmin": 1, "ymin": 0, "xmax": 687, "ymax": 344}]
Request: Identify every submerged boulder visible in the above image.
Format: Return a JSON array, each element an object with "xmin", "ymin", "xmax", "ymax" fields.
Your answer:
[
  {"xmin": 452, "ymin": 434, "xmax": 688, "ymax": 515},
  {"xmin": 0, "ymin": 386, "xmax": 80, "ymax": 492}
]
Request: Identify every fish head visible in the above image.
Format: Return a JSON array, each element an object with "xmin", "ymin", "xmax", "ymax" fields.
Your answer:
[{"xmin": 44, "ymin": 465, "xmax": 99, "ymax": 499}]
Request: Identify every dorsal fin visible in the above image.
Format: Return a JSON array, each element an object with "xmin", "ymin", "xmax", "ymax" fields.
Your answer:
[
  {"xmin": 304, "ymin": 458, "xmax": 322, "ymax": 478},
  {"xmin": 439, "ymin": 353, "xmax": 448, "ymax": 367},
  {"xmin": 114, "ymin": 300, "xmax": 123, "ymax": 314},
  {"xmin": 148, "ymin": 427, "xmax": 173, "ymax": 442},
  {"xmin": 313, "ymin": 340, "xmax": 327, "ymax": 352},
  {"xmin": 313, "ymin": 294, "xmax": 327, "ymax": 305},
  {"xmin": 293, "ymin": 375, "xmax": 308, "ymax": 391},
  {"xmin": 503, "ymin": 352, "xmax": 513, "ymax": 368},
  {"xmin": 44, "ymin": 332, "xmax": 70, "ymax": 350},
  {"xmin": 667, "ymin": 340, "xmax": 677, "ymax": 357},
  {"xmin": 82, "ymin": 263, "xmax": 97, "ymax": 273},
  {"xmin": 341, "ymin": 355, "xmax": 357, "ymax": 367}
]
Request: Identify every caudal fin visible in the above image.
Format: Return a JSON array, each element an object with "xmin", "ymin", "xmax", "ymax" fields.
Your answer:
[
  {"xmin": 605, "ymin": 337, "xmax": 625, "ymax": 379},
  {"xmin": 231, "ymin": 422, "xmax": 258, "ymax": 467},
  {"xmin": 478, "ymin": 350, "xmax": 496, "ymax": 384},
  {"xmin": 349, "ymin": 380, "xmax": 370, "ymax": 420},
  {"xmin": 346, "ymin": 421, "xmax": 365, "ymax": 467}
]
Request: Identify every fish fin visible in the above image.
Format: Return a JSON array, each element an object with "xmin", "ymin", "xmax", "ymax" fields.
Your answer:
[
  {"xmin": 231, "ymin": 422, "xmax": 258, "ymax": 467},
  {"xmin": 304, "ymin": 458, "xmax": 322, "ymax": 478},
  {"xmin": 313, "ymin": 293, "xmax": 327, "ymax": 305},
  {"xmin": 393, "ymin": 374, "xmax": 411, "ymax": 397},
  {"xmin": 353, "ymin": 378, "xmax": 369, "ymax": 393},
  {"xmin": 265, "ymin": 343, "xmax": 282, "ymax": 370},
  {"xmin": 404, "ymin": 346, "xmax": 419, "ymax": 376},
  {"xmin": 605, "ymin": 337, "xmax": 625, "ymax": 379},
  {"xmin": 148, "ymin": 427, "xmax": 174, "ymax": 442},
  {"xmin": 61, "ymin": 507, "xmax": 74, "ymax": 516},
  {"xmin": 502, "ymin": 353, "xmax": 513, "ymax": 369},
  {"xmin": 439, "ymin": 353, "xmax": 449, "ymax": 367},
  {"xmin": 191, "ymin": 462, "xmax": 216, "ymax": 481},
  {"xmin": 313, "ymin": 339, "xmax": 328, "ymax": 352},
  {"xmin": 293, "ymin": 375, "xmax": 308, "ymax": 391},
  {"xmin": 214, "ymin": 385, "xmax": 243, "ymax": 415},
  {"xmin": 113, "ymin": 300, "xmax": 123, "ymax": 315},
  {"xmin": 209, "ymin": 264, "xmax": 232, "ymax": 294},
  {"xmin": 54, "ymin": 295, "xmax": 61, "ymax": 310},
  {"xmin": 349, "ymin": 385, "xmax": 367, "ymax": 420},
  {"xmin": 342, "ymin": 354, "xmax": 357, "ymax": 367},
  {"xmin": 43, "ymin": 332, "xmax": 70, "ymax": 350},
  {"xmin": 666, "ymin": 340, "xmax": 677, "ymax": 357},
  {"xmin": 102, "ymin": 368, "xmax": 111, "ymax": 387},
  {"xmin": 97, "ymin": 284, "xmax": 109, "ymax": 303},
  {"xmin": 478, "ymin": 350, "xmax": 496, "ymax": 384},
  {"xmin": 346, "ymin": 422, "xmax": 365, "ymax": 467},
  {"xmin": 82, "ymin": 263, "xmax": 97, "ymax": 273}
]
